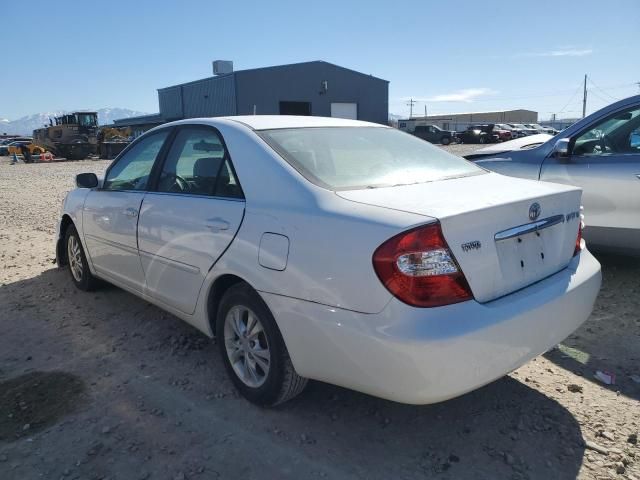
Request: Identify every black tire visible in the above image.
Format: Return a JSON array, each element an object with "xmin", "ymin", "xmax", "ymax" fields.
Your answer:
[
  {"xmin": 216, "ymin": 283, "xmax": 307, "ymax": 406},
  {"xmin": 64, "ymin": 225, "xmax": 99, "ymax": 291},
  {"xmin": 479, "ymin": 136, "xmax": 486, "ymax": 144},
  {"xmin": 441, "ymin": 136, "xmax": 451, "ymax": 146}
]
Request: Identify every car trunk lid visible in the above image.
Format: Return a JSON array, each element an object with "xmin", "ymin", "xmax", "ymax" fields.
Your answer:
[{"xmin": 337, "ymin": 172, "xmax": 582, "ymax": 303}]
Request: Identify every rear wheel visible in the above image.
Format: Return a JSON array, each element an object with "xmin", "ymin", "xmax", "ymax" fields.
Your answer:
[
  {"xmin": 65, "ymin": 225, "xmax": 99, "ymax": 291},
  {"xmin": 217, "ymin": 283, "xmax": 307, "ymax": 406},
  {"xmin": 479, "ymin": 136, "xmax": 486, "ymax": 144}
]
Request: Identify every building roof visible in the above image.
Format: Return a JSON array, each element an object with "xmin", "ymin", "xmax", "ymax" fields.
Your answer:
[
  {"xmin": 157, "ymin": 60, "xmax": 388, "ymax": 91},
  {"xmin": 115, "ymin": 60, "xmax": 389, "ymax": 126},
  {"xmin": 399, "ymin": 109, "xmax": 537, "ymax": 121}
]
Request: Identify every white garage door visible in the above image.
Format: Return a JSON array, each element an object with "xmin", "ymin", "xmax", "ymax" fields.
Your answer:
[{"xmin": 331, "ymin": 103, "xmax": 358, "ymax": 120}]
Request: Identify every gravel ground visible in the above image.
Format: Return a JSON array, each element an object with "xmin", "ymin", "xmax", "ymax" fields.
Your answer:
[{"xmin": 0, "ymin": 154, "xmax": 638, "ymax": 480}]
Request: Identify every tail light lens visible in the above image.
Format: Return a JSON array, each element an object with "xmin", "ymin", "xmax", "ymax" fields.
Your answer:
[
  {"xmin": 372, "ymin": 222, "xmax": 473, "ymax": 308},
  {"xmin": 574, "ymin": 211, "xmax": 584, "ymax": 256}
]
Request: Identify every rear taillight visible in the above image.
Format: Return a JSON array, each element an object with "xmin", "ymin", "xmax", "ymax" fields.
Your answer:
[
  {"xmin": 574, "ymin": 211, "xmax": 584, "ymax": 256},
  {"xmin": 372, "ymin": 222, "xmax": 473, "ymax": 308}
]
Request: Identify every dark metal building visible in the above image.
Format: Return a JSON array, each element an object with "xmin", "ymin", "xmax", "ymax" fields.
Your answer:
[{"xmin": 114, "ymin": 61, "xmax": 388, "ymax": 134}]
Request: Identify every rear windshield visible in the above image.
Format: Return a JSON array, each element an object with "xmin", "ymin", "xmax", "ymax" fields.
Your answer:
[{"xmin": 258, "ymin": 127, "xmax": 484, "ymax": 190}]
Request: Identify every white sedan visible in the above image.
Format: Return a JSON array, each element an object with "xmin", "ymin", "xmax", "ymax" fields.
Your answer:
[{"xmin": 56, "ymin": 116, "xmax": 602, "ymax": 406}]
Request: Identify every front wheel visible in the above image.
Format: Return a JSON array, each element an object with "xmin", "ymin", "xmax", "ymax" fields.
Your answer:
[
  {"xmin": 65, "ymin": 225, "xmax": 99, "ymax": 291},
  {"xmin": 440, "ymin": 137, "xmax": 451, "ymax": 146},
  {"xmin": 217, "ymin": 283, "xmax": 307, "ymax": 406}
]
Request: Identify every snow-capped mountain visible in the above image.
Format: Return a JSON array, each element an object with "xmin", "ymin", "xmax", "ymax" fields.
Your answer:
[{"xmin": 0, "ymin": 108, "xmax": 148, "ymax": 135}]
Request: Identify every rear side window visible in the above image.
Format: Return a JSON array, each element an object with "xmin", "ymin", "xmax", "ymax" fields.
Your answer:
[
  {"xmin": 259, "ymin": 126, "xmax": 483, "ymax": 190},
  {"xmin": 103, "ymin": 130, "xmax": 169, "ymax": 191},
  {"xmin": 157, "ymin": 127, "xmax": 243, "ymax": 198}
]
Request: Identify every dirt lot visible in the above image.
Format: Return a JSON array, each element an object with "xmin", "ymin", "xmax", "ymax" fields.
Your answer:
[{"xmin": 0, "ymin": 153, "xmax": 638, "ymax": 480}]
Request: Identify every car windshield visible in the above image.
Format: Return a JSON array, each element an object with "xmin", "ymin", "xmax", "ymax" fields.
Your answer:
[{"xmin": 259, "ymin": 127, "xmax": 484, "ymax": 190}]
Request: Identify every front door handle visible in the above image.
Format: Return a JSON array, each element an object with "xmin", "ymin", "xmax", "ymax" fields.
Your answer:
[
  {"xmin": 123, "ymin": 207, "xmax": 138, "ymax": 218},
  {"xmin": 205, "ymin": 218, "xmax": 230, "ymax": 232}
]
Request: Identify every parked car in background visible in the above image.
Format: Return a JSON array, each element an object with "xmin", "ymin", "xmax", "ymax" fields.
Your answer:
[
  {"xmin": 0, "ymin": 137, "xmax": 32, "ymax": 155},
  {"xmin": 503, "ymin": 124, "xmax": 527, "ymax": 138},
  {"xmin": 509, "ymin": 123, "xmax": 538, "ymax": 136},
  {"xmin": 57, "ymin": 115, "xmax": 600, "ymax": 406},
  {"xmin": 495, "ymin": 123, "xmax": 523, "ymax": 138},
  {"xmin": 535, "ymin": 124, "xmax": 560, "ymax": 135},
  {"xmin": 411, "ymin": 124, "xmax": 457, "ymax": 145},
  {"xmin": 525, "ymin": 123, "xmax": 558, "ymax": 135},
  {"xmin": 457, "ymin": 124, "xmax": 500, "ymax": 144},
  {"xmin": 467, "ymin": 95, "xmax": 640, "ymax": 256},
  {"xmin": 492, "ymin": 125, "xmax": 513, "ymax": 142}
]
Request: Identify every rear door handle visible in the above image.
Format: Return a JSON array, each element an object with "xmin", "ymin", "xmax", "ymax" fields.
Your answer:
[
  {"xmin": 123, "ymin": 207, "xmax": 138, "ymax": 218},
  {"xmin": 205, "ymin": 218, "xmax": 230, "ymax": 232}
]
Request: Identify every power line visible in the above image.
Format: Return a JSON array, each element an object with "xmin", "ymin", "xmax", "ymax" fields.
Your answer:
[
  {"xmin": 588, "ymin": 88, "xmax": 616, "ymax": 104},
  {"xmin": 587, "ymin": 77, "xmax": 619, "ymax": 101},
  {"xmin": 556, "ymin": 82, "xmax": 584, "ymax": 116}
]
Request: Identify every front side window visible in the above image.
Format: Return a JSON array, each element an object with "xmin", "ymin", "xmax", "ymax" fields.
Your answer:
[
  {"xmin": 259, "ymin": 126, "xmax": 484, "ymax": 190},
  {"xmin": 103, "ymin": 130, "xmax": 169, "ymax": 191},
  {"xmin": 157, "ymin": 127, "xmax": 243, "ymax": 198},
  {"xmin": 573, "ymin": 105, "xmax": 640, "ymax": 156}
]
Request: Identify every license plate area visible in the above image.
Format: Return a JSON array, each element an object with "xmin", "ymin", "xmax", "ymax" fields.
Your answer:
[
  {"xmin": 496, "ymin": 229, "xmax": 547, "ymax": 274},
  {"xmin": 494, "ymin": 215, "xmax": 566, "ymax": 280}
]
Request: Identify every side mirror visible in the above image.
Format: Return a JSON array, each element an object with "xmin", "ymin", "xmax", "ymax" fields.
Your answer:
[
  {"xmin": 76, "ymin": 172, "xmax": 98, "ymax": 188},
  {"xmin": 551, "ymin": 138, "xmax": 570, "ymax": 157}
]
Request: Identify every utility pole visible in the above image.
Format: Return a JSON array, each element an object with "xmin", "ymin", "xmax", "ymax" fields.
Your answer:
[
  {"xmin": 424, "ymin": 105, "xmax": 427, "ymax": 119},
  {"xmin": 582, "ymin": 74, "xmax": 588, "ymax": 119},
  {"xmin": 406, "ymin": 98, "xmax": 416, "ymax": 118}
]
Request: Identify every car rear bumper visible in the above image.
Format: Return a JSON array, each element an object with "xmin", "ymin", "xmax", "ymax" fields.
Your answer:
[{"xmin": 261, "ymin": 248, "xmax": 601, "ymax": 404}]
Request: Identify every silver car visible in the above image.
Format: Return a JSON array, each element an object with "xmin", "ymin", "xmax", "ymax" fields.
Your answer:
[{"xmin": 468, "ymin": 95, "xmax": 640, "ymax": 256}]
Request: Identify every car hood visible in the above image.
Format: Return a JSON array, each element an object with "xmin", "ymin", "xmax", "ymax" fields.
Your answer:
[{"xmin": 467, "ymin": 133, "xmax": 553, "ymax": 157}]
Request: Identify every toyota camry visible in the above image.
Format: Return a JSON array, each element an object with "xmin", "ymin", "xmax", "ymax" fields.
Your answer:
[{"xmin": 56, "ymin": 116, "xmax": 602, "ymax": 406}]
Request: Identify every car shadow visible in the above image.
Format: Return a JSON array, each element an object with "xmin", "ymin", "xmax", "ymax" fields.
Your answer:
[
  {"xmin": 543, "ymin": 251, "xmax": 640, "ymax": 402},
  {"xmin": 0, "ymin": 267, "xmax": 587, "ymax": 479}
]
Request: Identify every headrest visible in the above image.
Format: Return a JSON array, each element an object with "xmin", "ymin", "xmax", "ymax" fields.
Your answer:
[{"xmin": 193, "ymin": 157, "xmax": 222, "ymax": 177}]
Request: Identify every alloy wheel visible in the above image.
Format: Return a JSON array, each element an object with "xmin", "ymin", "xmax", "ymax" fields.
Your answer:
[
  {"xmin": 223, "ymin": 305, "xmax": 271, "ymax": 388},
  {"xmin": 67, "ymin": 235, "xmax": 83, "ymax": 282}
]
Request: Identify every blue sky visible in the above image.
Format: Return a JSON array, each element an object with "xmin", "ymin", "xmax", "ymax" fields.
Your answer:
[{"xmin": 1, "ymin": 0, "xmax": 639, "ymax": 121}]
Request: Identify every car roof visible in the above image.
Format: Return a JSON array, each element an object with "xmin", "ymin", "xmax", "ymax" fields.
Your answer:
[{"xmin": 193, "ymin": 115, "xmax": 387, "ymax": 131}]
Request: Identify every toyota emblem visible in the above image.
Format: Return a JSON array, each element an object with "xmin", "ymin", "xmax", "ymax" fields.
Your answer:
[{"xmin": 529, "ymin": 202, "xmax": 541, "ymax": 221}]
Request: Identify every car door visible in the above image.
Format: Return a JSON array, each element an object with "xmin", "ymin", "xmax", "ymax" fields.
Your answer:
[
  {"xmin": 82, "ymin": 129, "xmax": 171, "ymax": 292},
  {"xmin": 137, "ymin": 125, "xmax": 245, "ymax": 314},
  {"xmin": 540, "ymin": 103, "xmax": 640, "ymax": 253},
  {"xmin": 426, "ymin": 126, "xmax": 437, "ymax": 143}
]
